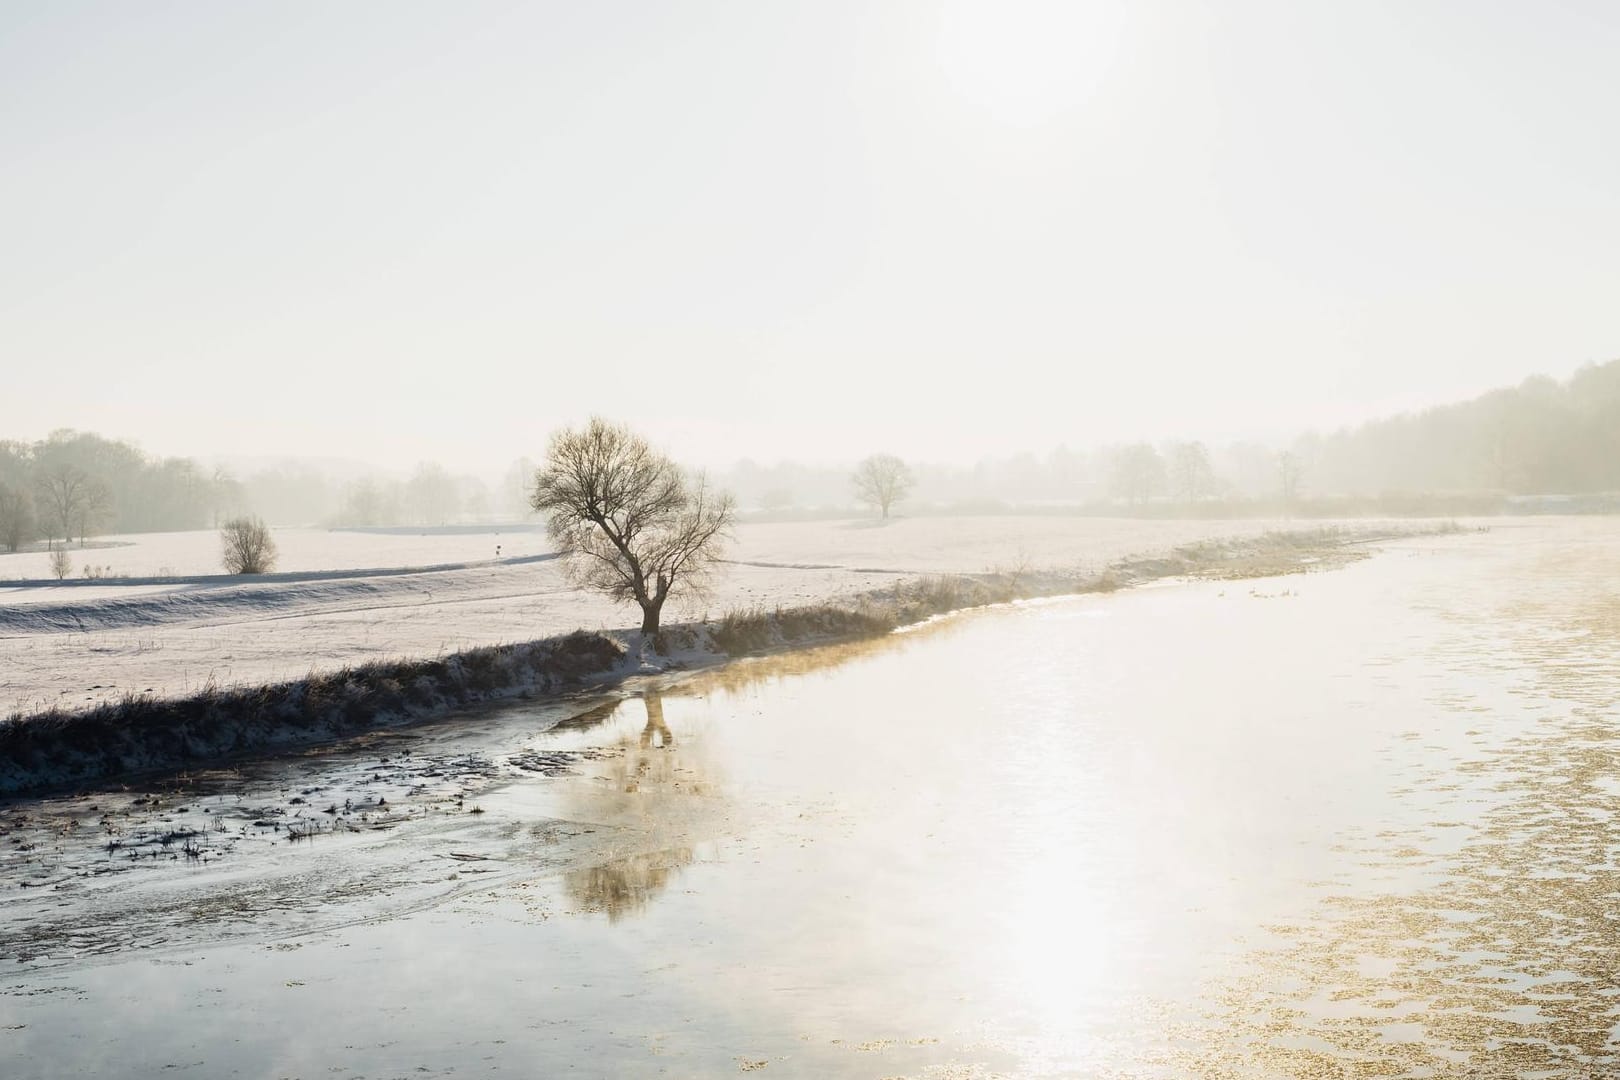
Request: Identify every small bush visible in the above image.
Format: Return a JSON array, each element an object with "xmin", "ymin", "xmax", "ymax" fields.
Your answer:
[
  {"xmin": 49, "ymin": 546, "xmax": 71, "ymax": 581},
  {"xmin": 220, "ymin": 515, "xmax": 278, "ymax": 574}
]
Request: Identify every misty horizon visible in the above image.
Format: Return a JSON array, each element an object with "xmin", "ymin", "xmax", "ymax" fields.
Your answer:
[
  {"xmin": 5, "ymin": 2, "xmax": 1619, "ymax": 470},
  {"xmin": 5, "ymin": 349, "xmax": 1620, "ymax": 542},
  {"xmin": 3, "ymin": 350, "xmax": 1610, "ymax": 478}
]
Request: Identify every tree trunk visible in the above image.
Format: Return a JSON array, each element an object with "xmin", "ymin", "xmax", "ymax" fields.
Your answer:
[
  {"xmin": 640, "ymin": 693, "xmax": 672, "ymax": 748},
  {"xmin": 640, "ymin": 598, "xmax": 664, "ymax": 638}
]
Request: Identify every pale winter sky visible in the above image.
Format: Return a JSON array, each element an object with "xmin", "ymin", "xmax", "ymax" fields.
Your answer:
[{"xmin": 3, "ymin": 1, "xmax": 1617, "ymax": 471}]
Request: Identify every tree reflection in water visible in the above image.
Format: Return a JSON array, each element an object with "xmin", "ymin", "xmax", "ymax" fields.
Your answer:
[
  {"xmin": 639, "ymin": 690, "xmax": 674, "ymax": 751},
  {"xmin": 564, "ymin": 846, "xmax": 694, "ymax": 923},
  {"xmin": 557, "ymin": 638, "xmax": 933, "ymax": 925},
  {"xmin": 564, "ymin": 691, "xmax": 695, "ymax": 922}
]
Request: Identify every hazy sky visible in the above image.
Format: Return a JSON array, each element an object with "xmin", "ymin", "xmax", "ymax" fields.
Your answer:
[{"xmin": 4, "ymin": 0, "xmax": 1618, "ymax": 471}]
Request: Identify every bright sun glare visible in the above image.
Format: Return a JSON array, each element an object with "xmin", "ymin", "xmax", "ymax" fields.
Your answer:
[{"xmin": 933, "ymin": 0, "xmax": 1128, "ymax": 125}]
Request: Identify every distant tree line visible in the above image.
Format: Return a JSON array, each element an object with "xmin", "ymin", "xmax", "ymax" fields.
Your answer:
[
  {"xmin": 0, "ymin": 432, "xmax": 529, "ymax": 554},
  {"xmin": 329, "ymin": 461, "xmax": 529, "ymax": 528},
  {"xmin": 204, "ymin": 460, "xmax": 525, "ymax": 530},
  {"xmin": 5, "ymin": 358, "xmax": 1615, "ymax": 550},
  {"xmin": 0, "ymin": 430, "xmax": 242, "ymax": 551},
  {"xmin": 718, "ymin": 360, "xmax": 1620, "ymax": 515},
  {"xmin": 1297, "ymin": 361, "xmax": 1620, "ymax": 496}
]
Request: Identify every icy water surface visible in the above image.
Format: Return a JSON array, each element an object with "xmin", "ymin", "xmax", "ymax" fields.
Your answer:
[{"xmin": 4, "ymin": 520, "xmax": 1620, "ymax": 1077}]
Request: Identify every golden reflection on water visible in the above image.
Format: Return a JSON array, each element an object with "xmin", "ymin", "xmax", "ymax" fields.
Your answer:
[
  {"xmin": 1161, "ymin": 529, "xmax": 1620, "ymax": 1078},
  {"xmin": 548, "ymin": 529, "xmax": 1620, "ymax": 1077},
  {"xmin": 680, "ymin": 617, "xmax": 957, "ymax": 697},
  {"xmin": 564, "ymin": 846, "xmax": 694, "ymax": 923},
  {"xmin": 561, "ymin": 692, "xmax": 702, "ymax": 922}
]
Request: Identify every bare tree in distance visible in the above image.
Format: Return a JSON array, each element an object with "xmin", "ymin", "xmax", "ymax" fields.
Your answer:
[
  {"xmin": 1277, "ymin": 451, "xmax": 1303, "ymax": 510},
  {"xmin": 220, "ymin": 515, "xmax": 279, "ymax": 574},
  {"xmin": 337, "ymin": 477, "xmax": 394, "ymax": 527},
  {"xmin": 406, "ymin": 462, "xmax": 460, "ymax": 525},
  {"xmin": 852, "ymin": 454, "xmax": 914, "ymax": 520},
  {"xmin": 35, "ymin": 463, "xmax": 110, "ymax": 546},
  {"xmin": 72, "ymin": 481, "xmax": 113, "ymax": 545},
  {"xmin": 0, "ymin": 482, "xmax": 35, "ymax": 553},
  {"xmin": 49, "ymin": 545, "xmax": 72, "ymax": 581},
  {"xmin": 502, "ymin": 456, "xmax": 539, "ymax": 518},
  {"xmin": 531, "ymin": 418, "xmax": 734, "ymax": 644},
  {"xmin": 1110, "ymin": 443, "xmax": 1166, "ymax": 507},
  {"xmin": 1167, "ymin": 441, "xmax": 1215, "ymax": 504}
]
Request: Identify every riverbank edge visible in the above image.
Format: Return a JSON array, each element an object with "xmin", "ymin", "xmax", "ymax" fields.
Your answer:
[{"xmin": 0, "ymin": 524, "xmax": 1457, "ymax": 797}]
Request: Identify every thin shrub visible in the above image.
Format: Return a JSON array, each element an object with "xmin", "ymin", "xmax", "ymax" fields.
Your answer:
[{"xmin": 220, "ymin": 515, "xmax": 278, "ymax": 574}]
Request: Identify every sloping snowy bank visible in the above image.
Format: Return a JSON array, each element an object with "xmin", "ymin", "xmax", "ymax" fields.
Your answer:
[
  {"xmin": 0, "ymin": 524, "xmax": 1443, "ymax": 796},
  {"xmin": 1, "ymin": 517, "xmax": 1388, "ymax": 714}
]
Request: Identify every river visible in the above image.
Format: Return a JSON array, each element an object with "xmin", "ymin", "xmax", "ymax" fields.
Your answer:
[{"xmin": 3, "ymin": 519, "xmax": 1618, "ymax": 1077}]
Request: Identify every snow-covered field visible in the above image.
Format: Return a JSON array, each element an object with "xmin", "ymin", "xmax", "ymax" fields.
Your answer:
[
  {"xmin": 0, "ymin": 525, "xmax": 554, "ymax": 584},
  {"xmin": 0, "ymin": 516, "xmax": 1342, "ymax": 714}
]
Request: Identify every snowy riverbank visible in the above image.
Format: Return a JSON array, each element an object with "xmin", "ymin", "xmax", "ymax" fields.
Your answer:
[
  {"xmin": 0, "ymin": 523, "xmax": 1441, "ymax": 795},
  {"xmin": 0, "ymin": 516, "xmax": 1426, "ymax": 716}
]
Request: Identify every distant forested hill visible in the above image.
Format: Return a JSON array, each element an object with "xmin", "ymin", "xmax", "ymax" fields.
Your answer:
[{"xmin": 1300, "ymin": 360, "xmax": 1620, "ymax": 497}]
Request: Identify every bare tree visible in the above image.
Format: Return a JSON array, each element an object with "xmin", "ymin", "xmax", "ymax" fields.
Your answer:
[
  {"xmin": 0, "ymin": 482, "xmax": 35, "ymax": 552},
  {"xmin": 220, "ymin": 515, "xmax": 279, "ymax": 574},
  {"xmin": 406, "ymin": 462, "xmax": 460, "ymax": 525},
  {"xmin": 1477, "ymin": 390, "xmax": 1522, "ymax": 491},
  {"xmin": 49, "ymin": 545, "xmax": 72, "ymax": 581},
  {"xmin": 208, "ymin": 466, "xmax": 246, "ymax": 527},
  {"xmin": 531, "ymin": 418, "xmax": 734, "ymax": 642},
  {"xmin": 1277, "ymin": 451, "xmax": 1304, "ymax": 508},
  {"xmin": 502, "ymin": 456, "xmax": 539, "ymax": 518},
  {"xmin": 337, "ymin": 477, "xmax": 398, "ymax": 527},
  {"xmin": 1110, "ymin": 443, "xmax": 1166, "ymax": 506},
  {"xmin": 852, "ymin": 454, "xmax": 913, "ymax": 519},
  {"xmin": 72, "ymin": 480, "xmax": 113, "ymax": 545},
  {"xmin": 1167, "ymin": 441, "xmax": 1215, "ymax": 504},
  {"xmin": 35, "ymin": 464, "xmax": 110, "ymax": 545}
]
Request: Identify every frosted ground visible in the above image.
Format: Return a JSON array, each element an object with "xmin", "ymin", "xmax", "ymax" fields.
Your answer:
[{"xmin": 2, "ymin": 516, "xmax": 1351, "ymax": 714}]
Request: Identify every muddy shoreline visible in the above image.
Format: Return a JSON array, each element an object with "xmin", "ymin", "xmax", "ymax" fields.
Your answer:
[{"xmin": 0, "ymin": 699, "xmax": 621, "ymax": 968}]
